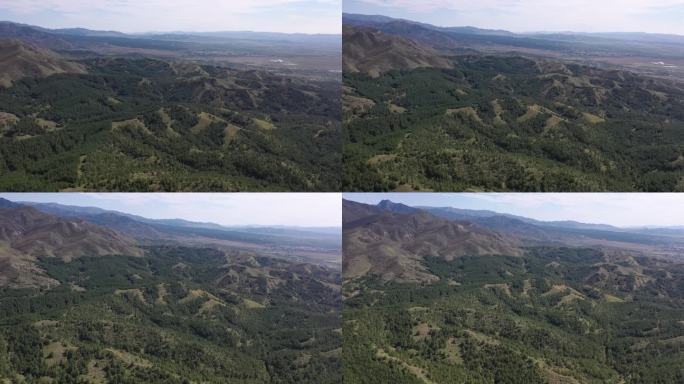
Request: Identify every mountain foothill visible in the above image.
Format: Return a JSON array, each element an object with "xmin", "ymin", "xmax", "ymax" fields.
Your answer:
[
  {"xmin": 0, "ymin": 198, "xmax": 342, "ymax": 383},
  {"xmin": 343, "ymin": 13, "xmax": 684, "ymax": 192},
  {"xmin": 0, "ymin": 21, "xmax": 342, "ymax": 192},
  {"xmin": 343, "ymin": 198, "xmax": 684, "ymax": 383}
]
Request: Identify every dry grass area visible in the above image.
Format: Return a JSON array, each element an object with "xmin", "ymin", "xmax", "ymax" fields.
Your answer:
[
  {"xmin": 521, "ymin": 279, "xmax": 532, "ymax": 297},
  {"xmin": 69, "ymin": 282, "xmax": 86, "ymax": 292},
  {"xmin": 155, "ymin": 283, "xmax": 168, "ymax": 305},
  {"xmin": 191, "ymin": 112, "xmax": 224, "ymax": 133},
  {"xmin": 112, "ymin": 118, "xmax": 151, "ymax": 135},
  {"xmin": 446, "ymin": 107, "xmax": 484, "ymax": 124},
  {"xmin": 294, "ymin": 353, "xmax": 312, "ymax": 367},
  {"xmin": 484, "ymin": 283, "xmax": 512, "ymax": 297},
  {"xmin": 442, "ymin": 337, "xmax": 464, "ymax": 364},
  {"xmin": 179, "ymin": 289, "xmax": 221, "ymax": 304},
  {"xmin": 581, "ymin": 112, "xmax": 605, "ymax": 124},
  {"xmin": 412, "ymin": 322, "xmax": 433, "ymax": 342},
  {"xmin": 545, "ymin": 115, "xmax": 564, "ymax": 130},
  {"xmin": 389, "ymin": 103, "xmax": 407, "ymax": 113},
  {"xmin": 34, "ymin": 320, "xmax": 59, "ymax": 328},
  {"xmin": 114, "ymin": 289, "xmax": 147, "ymax": 305},
  {"xmin": 223, "ymin": 124, "xmax": 242, "ymax": 145},
  {"xmin": 544, "ymin": 367, "xmax": 582, "ymax": 384},
  {"xmin": 252, "ymin": 117, "xmax": 276, "ymax": 130},
  {"xmin": 84, "ymin": 360, "xmax": 107, "ymax": 384},
  {"xmin": 491, "ymin": 99, "xmax": 506, "ymax": 126},
  {"xmin": 376, "ymin": 348, "xmax": 436, "ymax": 384},
  {"xmin": 367, "ymin": 154, "xmax": 397, "ymax": 166},
  {"xmin": 517, "ymin": 104, "xmax": 544, "ymax": 122},
  {"xmin": 43, "ymin": 341, "xmax": 68, "ymax": 367},
  {"xmin": 465, "ymin": 330, "xmax": 500, "ymax": 346},
  {"xmin": 603, "ymin": 293, "xmax": 624, "ymax": 303},
  {"xmin": 343, "ymin": 94, "xmax": 376, "ymax": 115},
  {"xmin": 199, "ymin": 298, "xmax": 226, "ymax": 314},
  {"xmin": 0, "ymin": 112, "xmax": 18, "ymax": 128},
  {"xmin": 106, "ymin": 348, "xmax": 152, "ymax": 368},
  {"xmin": 243, "ymin": 298, "xmax": 266, "ymax": 309}
]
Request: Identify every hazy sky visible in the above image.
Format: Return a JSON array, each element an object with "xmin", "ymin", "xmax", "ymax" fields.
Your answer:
[
  {"xmin": 0, "ymin": 0, "xmax": 341, "ymax": 34},
  {"xmin": 344, "ymin": 193, "xmax": 684, "ymax": 227},
  {"xmin": 344, "ymin": 0, "xmax": 684, "ymax": 35},
  {"xmin": 2, "ymin": 193, "xmax": 342, "ymax": 228}
]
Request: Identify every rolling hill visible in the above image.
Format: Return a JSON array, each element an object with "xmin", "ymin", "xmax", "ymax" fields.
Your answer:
[
  {"xmin": 0, "ymin": 204, "xmax": 142, "ymax": 289},
  {"xmin": 343, "ymin": 15, "xmax": 684, "ymax": 192},
  {"xmin": 343, "ymin": 26, "xmax": 451, "ymax": 77},
  {"xmin": 0, "ymin": 21, "xmax": 341, "ymax": 192},
  {"xmin": 343, "ymin": 200, "xmax": 521, "ymax": 282},
  {"xmin": 0, "ymin": 39, "xmax": 85, "ymax": 88},
  {"xmin": 342, "ymin": 198, "xmax": 684, "ymax": 383},
  {"xmin": 0, "ymin": 197, "xmax": 342, "ymax": 383}
]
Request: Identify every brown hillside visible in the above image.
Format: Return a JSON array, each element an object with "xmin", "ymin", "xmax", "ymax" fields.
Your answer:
[
  {"xmin": 343, "ymin": 202, "xmax": 521, "ymax": 283},
  {"xmin": 0, "ymin": 38, "xmax": 85, "ymax": 87},
  {"xmin": 0, "ymin": 206, "xmax": 142, "ymax": 288},
  {"xmin": 343, "ymin": 26, "xmax": 452, "ymax": 77}
]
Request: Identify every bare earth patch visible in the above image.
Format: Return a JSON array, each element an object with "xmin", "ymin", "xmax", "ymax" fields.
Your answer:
[
  {"xmin": 376, "ymin": 348, "xmax": 436, "ymax": 384},
  {"xmin": 367, "ymin": 154, "xmax": 397, "ymax": 166}
]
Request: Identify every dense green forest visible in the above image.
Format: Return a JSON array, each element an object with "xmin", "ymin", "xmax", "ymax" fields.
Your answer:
[
  {"xmin": 0, "ymin": 58, "xmax": 341, "ymax": 191},
  {"xmin": 343, "ymin": 56, "xmax": 684, "ymax": 192},
  {"xmin": 0, "ymin": 246, "xmax": 341, "ymax": 383},
  {"xmin": 343, "ymin": 247, "xmax": 684, "ymax": 383}
]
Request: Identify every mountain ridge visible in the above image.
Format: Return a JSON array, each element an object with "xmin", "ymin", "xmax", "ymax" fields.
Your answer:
[{"xmin": 343, "ymin": 199, "xmax": 522, "ymax": 282}]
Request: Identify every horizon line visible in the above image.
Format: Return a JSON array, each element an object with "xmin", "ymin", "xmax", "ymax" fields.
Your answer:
[
  {"xmin": 342, "ymin": 12, "xmax": 684, "ymax": 37},
  {"xmin": 341, "ymin": 197, "xmax": 684, "ymax": 229},
  {"xmin": 0, "ymin": 20, "xmax": 342, "ymax": 36},
  {"xmin": 2, "ymin": 197, "xmax": 341, "ymax": 230}
]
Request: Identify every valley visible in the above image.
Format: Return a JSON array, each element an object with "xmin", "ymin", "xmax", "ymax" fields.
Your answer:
[
  {"xmin": 0, "ymin": 22, "xmax": 341, "ymax": 191},
  {"xmin": 342, "ymin": 198, "xmax": 684, "ymax": 383}
]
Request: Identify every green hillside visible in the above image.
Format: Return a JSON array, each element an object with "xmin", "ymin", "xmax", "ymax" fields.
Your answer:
[
  {"xmin": 0, "ymin": 58, "xmax": 341, "ymax": 192},
  {"xmin": 343, "ymin": 57, "xmax": 684, "ymax": 192},
  {"xmin": 343, "ymin": 247, "xmax": 684, "ymax": 383},
  {"xmin": 0, "ymin": 246, "xmax": 342, "ymax": 383}
]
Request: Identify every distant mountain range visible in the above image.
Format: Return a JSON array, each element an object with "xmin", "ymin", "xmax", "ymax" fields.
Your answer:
[
  {"xmin": 344, "ymin": 13, "xmax": 684, "ymax": 44},
  {"xmin": 343, "ymin": 13, "xmax": 684, "ymax": 71},
  {"xmin": 343, "ymin": 198, "xmax": 684, "ymax": 282},
  {"xmin": 1, "ymin": 20, "xmax": 341, "ymax": 41},
  {"xmin": 0, "ymin": 197, "xmax": 341, "ymax": 288},
  {"xmin": 0, "ymin": 20, "xmax": 341, "ymax": 58}
]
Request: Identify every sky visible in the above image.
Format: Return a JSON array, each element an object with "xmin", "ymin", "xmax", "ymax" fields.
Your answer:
[
  {"xmin": 0, "ymin": 0, "xmax": 341, "ymax": 34},
  {"xmin": 1, "ymin": 193, "xmax": 342, "ymax": 228},
  {"xmin": 344, "ymin": 193, "xmax": 684, "ymax": 228},
  {"xmin": 344, "ymin": 0, "xmax": 684, "ymax": 35}
]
